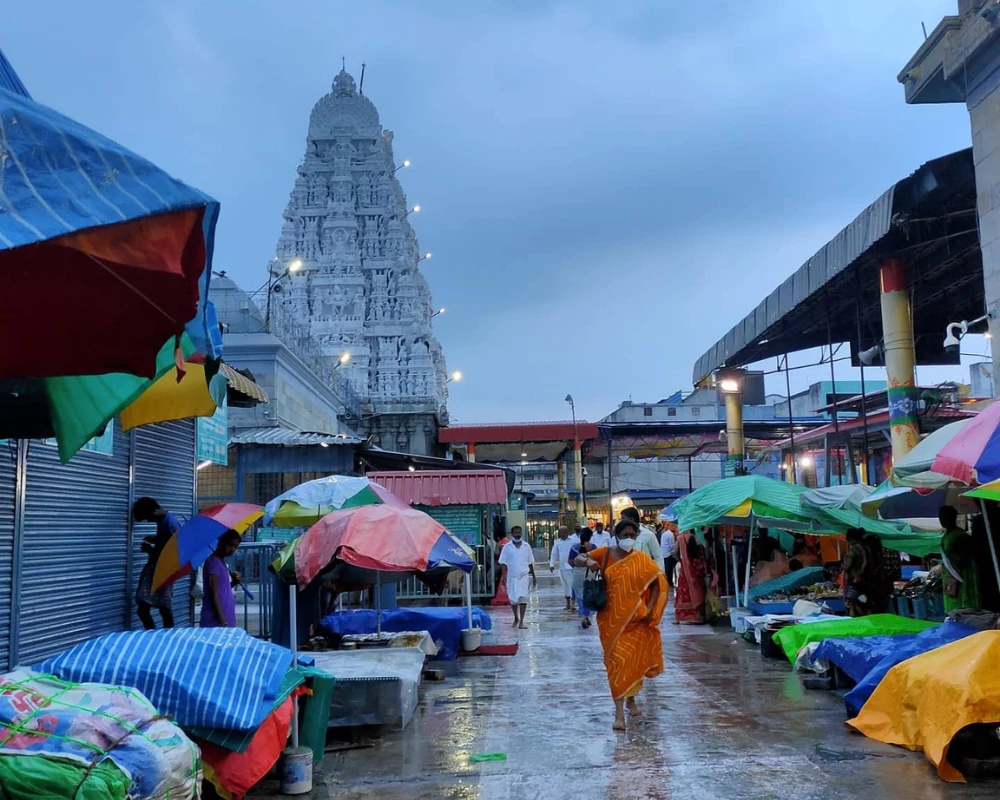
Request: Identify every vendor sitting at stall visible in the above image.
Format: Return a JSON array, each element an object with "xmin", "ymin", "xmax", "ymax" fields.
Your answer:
[{"xmin": 939, "ymin": 505, "xmax": 980, "ymax": 613}]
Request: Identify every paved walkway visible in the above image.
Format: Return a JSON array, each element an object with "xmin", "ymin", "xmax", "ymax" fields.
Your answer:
[{"xmin": 254, "ymin": 582, "xmax": 996, "ymax": 799}]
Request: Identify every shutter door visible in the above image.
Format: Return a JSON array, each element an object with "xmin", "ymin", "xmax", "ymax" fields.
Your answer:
[
  {"xmin": 18, "ymin": 423, "xmax": 131, "ymax": 665},
  {"xmin": 133, "ymin": 420, "xmax": 196, "ymax": 628},
  {"xmin": 0, "ymin": 443, "xmax": 16, "ymax": 670}
]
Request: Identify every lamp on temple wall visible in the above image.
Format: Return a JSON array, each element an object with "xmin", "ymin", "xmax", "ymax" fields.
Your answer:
[
  {"xmin": 431, "ymin": 308, "xmax": 445, "ymax": 318},
  {"xmin": 401, "ymin": 204, "xmax": 421, "ymax": 219},
  {"xmin": 394, "ymin": 159, "xmax": 411, "ymax": 173},
  {"xmin": 264, "ymin": 258, "xmax": 305, "ymax": 332},
  {"xmin": 446, "ymin": 370, "xmax": 462, "ymax": 384},
  {"xmin": 417, "ymin": 252, "xmax": 432, "ymax": 263},
  {"xmin": 332, "ymin": 352, "xmax": 351, "ymax": 370}
]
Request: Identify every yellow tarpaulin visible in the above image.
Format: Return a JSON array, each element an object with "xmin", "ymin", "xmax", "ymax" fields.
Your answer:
[
  {"xmin": 120, "ymin": 363, "xmax": 217, "ymax": 432},
  {"xmin": 848, "ymin": 630, "xmax": 1000, "ymax": 782}
]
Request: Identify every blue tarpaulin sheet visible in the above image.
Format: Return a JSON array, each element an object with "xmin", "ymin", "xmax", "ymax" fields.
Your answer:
[
  {"xmin": 747, "ymin": 566, "xmax": 826, "ymax": 602},
  {"xmin": 841, "ymin": 621, "xmax": 978, "ymax": 716},
  {"xmin": 36, "ymin": 628, "xmax": 294, "ymax": 731},
  {"xmin": 321, "ymin": 608, "xmax": 493, "ymax": 661}
]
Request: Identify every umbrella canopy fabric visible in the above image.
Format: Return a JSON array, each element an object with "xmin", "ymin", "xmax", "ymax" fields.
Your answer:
[
  {"xmin": 932, "ymin": 400, "xmax": 1000, "ymax": 485},
  {"xmin": 0, "ymin": 69, "xmax": 222, "ymax": 380},
  {"xmin": 294, "ymin": 504, "xmax": 475, "ymax": 588},
  {"xmin": 862, "ymin": 479, "xmax": 975, "ymax": 520},
  {"xmin": 807, "ymin": 505, "xmax": 941, "ymax": 556},
  {"xmin": 152, "ymin": 503, "xmax": 263, "ymax": 592},
  {"xmin": 800, "ymin": 484, "xmax": 874, "ymax": 512},
  {"xmin": 671, "ymin": 475, "xmax": 820, "ymax": 533},
  {"xmin": 264, "ymin": 475, "xmax": 403, "ymax": 528},
  {"xmin": 963, "ymin": 477, "xmax": 1000, "ymax": 501},
  {"xmin": 892, "ymin": 419, "xmax": 971, "ymax": 483}
]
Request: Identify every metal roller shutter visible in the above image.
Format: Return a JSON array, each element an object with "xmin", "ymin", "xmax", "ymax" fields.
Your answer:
[
  {"xmin": 0, "ymin": 442, "xmax": 17, "ymax": 671},
  {"xmin": 133, "ymin": 420, "xmax": 197, "ymax": 629},
  {"xmin": 17, "ymin": 423, "xmax": 131, "ymax": 666}
]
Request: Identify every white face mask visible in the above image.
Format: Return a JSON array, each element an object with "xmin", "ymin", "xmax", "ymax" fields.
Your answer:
[{"xmin": 617, "ymin": 537, "xmax": 635, "ymax": 552}]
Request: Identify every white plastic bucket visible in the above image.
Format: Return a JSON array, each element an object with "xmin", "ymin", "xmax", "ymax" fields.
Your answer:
[
  {"xmin": 280, "ymin": 746, "xmax": 313, "ymax": 795},
  {"xmin": 461, "ymin": 627, "xmax": 482, "ymax": 652}
]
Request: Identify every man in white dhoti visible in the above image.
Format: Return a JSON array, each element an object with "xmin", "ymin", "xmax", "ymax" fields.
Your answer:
[
  {"xmin": 591, "ymin": 521, "xmax": 612, "ymax": 549},
  {"xmin": 549, "ymin": 525, "xmax": 576, "ymax": 611},
  {"xmin": 499, "ymin": 526, "xmax": 536, "ymax": 629}
]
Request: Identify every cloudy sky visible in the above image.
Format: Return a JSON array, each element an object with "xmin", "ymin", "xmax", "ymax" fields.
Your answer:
[{"xmin": 4, "ymin": 1, "xmax": 974, "ymax": 423}]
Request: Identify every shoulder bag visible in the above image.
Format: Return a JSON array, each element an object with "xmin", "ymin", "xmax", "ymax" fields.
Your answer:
[{"xmin": 583, "ymin": 548, "xmax": 610, "ymax": 612}]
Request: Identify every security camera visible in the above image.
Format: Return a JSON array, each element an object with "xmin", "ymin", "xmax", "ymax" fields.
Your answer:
[{"xmin": 944, "ymin": 321, "xmax": 967, "ymax": 356}]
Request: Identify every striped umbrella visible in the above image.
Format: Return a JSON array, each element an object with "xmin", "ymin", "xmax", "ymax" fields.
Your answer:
[{"xmin": 932, "ymin": 400, "xmax": 1000, "ymax": 485}]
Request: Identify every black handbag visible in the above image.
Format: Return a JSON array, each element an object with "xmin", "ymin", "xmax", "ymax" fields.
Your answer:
[{"xmin": 583, "ymin": 549, "xmax": 610, "ymax": 612}]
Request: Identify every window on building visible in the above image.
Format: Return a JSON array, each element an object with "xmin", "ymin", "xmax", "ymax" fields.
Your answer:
[
  {"xmin": 644, "ymin": 407, "xmax": 653, "ymax": 417},
  {"xmin": 667, "ymin": 407, "xmax": 677, "ymax": 417},
  {"xmin": 691, "ymin": 406, "xmax": 701, "ymax": 417}
]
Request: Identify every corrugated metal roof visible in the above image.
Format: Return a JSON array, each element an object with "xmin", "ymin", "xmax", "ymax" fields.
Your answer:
[
  {"xmin": 367, "ymin": 470, "xmax": 508, "ymax": 506},
  {"xmin": 220, "ymin": 362, "xmax": 269, "ymax": 403},
  {"xmin": 0, "ymin": 49, "xmax": 30, "ymax": 98},
  {"xmin": 691, "ymin": 149, "xmax": 976, "ymax": 385},
  {"xmin": 229, "ymin": 427, "xmax": 363, "ymax": 446}
]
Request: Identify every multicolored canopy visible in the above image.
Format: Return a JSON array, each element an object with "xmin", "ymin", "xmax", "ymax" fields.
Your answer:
[
  {"xmin": 152, "ymin": 503, "xmax": 263, "ymax": 592},
  {"xmin": 931, "ymin": 400, "xmax": 1000, "ymax": 486},
  {"xmin": 293, "ymin": 504, "xmax": 475, "ymax": 589},
  {"xmin": 264, "ymin": 475, "xmax": 402, "ymax": 528}
]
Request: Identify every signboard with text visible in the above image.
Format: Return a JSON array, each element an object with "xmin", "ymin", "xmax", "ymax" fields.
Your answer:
[{"xmin": 196, "ymin": 401, "xmax": 228, "ymax": 465}]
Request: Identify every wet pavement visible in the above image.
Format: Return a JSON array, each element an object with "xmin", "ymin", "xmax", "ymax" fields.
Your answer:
[{"xmin": 253, "ymin": 579, "xmax": 998, "ymax": 799}]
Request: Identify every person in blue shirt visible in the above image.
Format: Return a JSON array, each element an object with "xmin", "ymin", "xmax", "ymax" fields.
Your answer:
[
  {"xmin": 569, "ymin": 528, "xmax": 597, "ymax": 628},
  {"xmin": 132, "ymin": 496, "xmax": 180, "ymax": 630}
]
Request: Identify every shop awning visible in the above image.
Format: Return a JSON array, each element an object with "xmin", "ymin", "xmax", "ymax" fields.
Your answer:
[
  {"xmin": 221, "ymin": 362, "xmax": 269, "ymax": 404},
  {"xmin": 367, "ymin": 470, "xmax": 509, "ymax": 506},
  {"xmin": 692, "ymin": 148, "xmax": 980, "ymax": 384}
]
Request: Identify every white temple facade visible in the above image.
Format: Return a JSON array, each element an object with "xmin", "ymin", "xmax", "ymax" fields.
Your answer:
[{"xmin": 269, "ymin": 68, "xmax": 448, "ymax": 454}]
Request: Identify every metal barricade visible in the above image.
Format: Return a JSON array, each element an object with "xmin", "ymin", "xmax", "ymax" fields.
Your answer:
[
  {"xmin": 395, "ymin": 546, "xmax": 496, "ymax": 601},
  {"xmin": 229, "ymin": 542, "xmax": 278, "ymax": 638}
]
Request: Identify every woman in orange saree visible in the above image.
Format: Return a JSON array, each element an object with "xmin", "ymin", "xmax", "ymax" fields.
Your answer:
[{"xmin": 578, "ymin": 519, "xmax": 668, "ymax": 730}]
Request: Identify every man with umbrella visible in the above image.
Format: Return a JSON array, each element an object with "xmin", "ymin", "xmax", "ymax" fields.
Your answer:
[{"xmin": 133, "ymin": 497, "xmax": 180, "ymax": 629}]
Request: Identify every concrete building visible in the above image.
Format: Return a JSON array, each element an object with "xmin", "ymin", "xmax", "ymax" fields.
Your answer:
[
  {"xmin": 210, "ymin": 275, "xmax": 360, "ymax": 436},
  {"xmin": 899, "ymin": 0, "xmax": 1000, "ymax": 393},
  {"xmin": 267, "ymin": 68, "xmax": 449, "ymax": 454}
]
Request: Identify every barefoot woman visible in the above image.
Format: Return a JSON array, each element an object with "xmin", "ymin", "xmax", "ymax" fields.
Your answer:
[{"xmin": 576, "ymin": 519, "xmax": 668, "ymax": 730}]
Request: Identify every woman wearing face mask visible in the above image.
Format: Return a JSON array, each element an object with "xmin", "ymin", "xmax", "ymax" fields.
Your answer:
[{"xmin": 575, "ymin": 519, "xmax": 668, "ymax": 731}]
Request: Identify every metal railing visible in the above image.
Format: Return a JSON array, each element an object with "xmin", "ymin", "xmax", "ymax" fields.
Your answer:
[
  {"xmin": 217, "ymin": 542, "xmax": 279, "ymax": 639},
  {"xmin": 396, "ymin": 548, "xmax": 496, "ymax": 601}
]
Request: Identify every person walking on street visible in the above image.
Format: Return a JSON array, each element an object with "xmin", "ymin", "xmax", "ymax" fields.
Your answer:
[
  {"xmin": 591, "ymin": 521, "xmax": 612, "ymax": 549},
  {"xmin": 569, "ymin": 528, "xmax": 596, "ymax": 628},
  {"xmin": 575, "ymin": 519, "xmax": 667, "ymax": 730},
  {"xmin": 621, "ymin": 507, "xmax": 664, "ymax": 572},
  {"xmin": 549, "ymin": 525, "xmax": 576, "ymax": 611},
  {"xmin": 499, "ymin": 526, "xmax": 537, "ymax": 629},
  {"xmin": 200, "ymin": 530, "xmax": 242, "ymax": 628},
  {"xmin": 132, "ymin": 497, "xmax": 180, "ymax": 630},
  {"xmin": 661, "ymin": 525, "xmax": 677, "ymax": 592}
]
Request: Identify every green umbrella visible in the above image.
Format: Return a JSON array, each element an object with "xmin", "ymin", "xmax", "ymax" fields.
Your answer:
[{"xmin": 672, "ymin": 474, "xmax": 821, "ymax": 533}]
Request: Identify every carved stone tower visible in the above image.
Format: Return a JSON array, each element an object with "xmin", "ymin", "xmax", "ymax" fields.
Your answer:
[{"xmin": 270, "ymin": 68, "xmax": 448, "ymax": 454}]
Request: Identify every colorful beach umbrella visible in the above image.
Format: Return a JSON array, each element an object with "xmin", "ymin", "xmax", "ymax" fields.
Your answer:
[
  {"xmin": 152, "ymin": 503, "xmax": 264, "ymax": 592},
  {"xmin": 264, "ymin": 475, "xmax": 403, "ymax": 528},
  {"xmin": 891, "ymin": 418, "xmax": 971, "ymax": 484},
  {"xmin": 293, "ymin": 504, "xmax": 475, "ymax": 589},
  {"xmin": 0, "ymin": 51, "xmax": 221, "ymax": 381},
  {"xmin": 932, "ymin": 400, "xmax": 1000, "ymax": 485}
]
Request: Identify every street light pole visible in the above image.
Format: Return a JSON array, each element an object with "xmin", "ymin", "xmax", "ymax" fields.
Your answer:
[
  {"xmin": 264, "ymin": 258, "xmax": 303, "ymax": 332},
  {"xmin": 717, "ymin": 370, "xmax": 746, "ymax": 477},
  {"xmin": 565, "ymin": 394, "xmax": 585, "ymax": 527}
]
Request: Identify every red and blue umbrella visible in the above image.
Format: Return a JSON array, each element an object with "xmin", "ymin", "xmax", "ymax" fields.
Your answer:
[
  {"xmin": 152, "ymin": 503, "xmax": 264, "ymax": 592},
  {"xmin": 293, "ymin": 503, "xmax": 475, "ymax": 589},
  {"xmin": 932, "ymin": 400, "xmax": 1000, "ymax": 486}
]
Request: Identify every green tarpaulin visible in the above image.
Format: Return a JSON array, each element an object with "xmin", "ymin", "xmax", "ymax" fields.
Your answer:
[
  {"xmin": 672, "ymin": 475, "xmax": 820, "ymax": 533},
  {"xmin": 0, "ymin": 755, "xmax": 130, "ymax": 800},
  {"xmin": 771, "ymin": 614, "xmax": 938, "ymax": 664}
]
